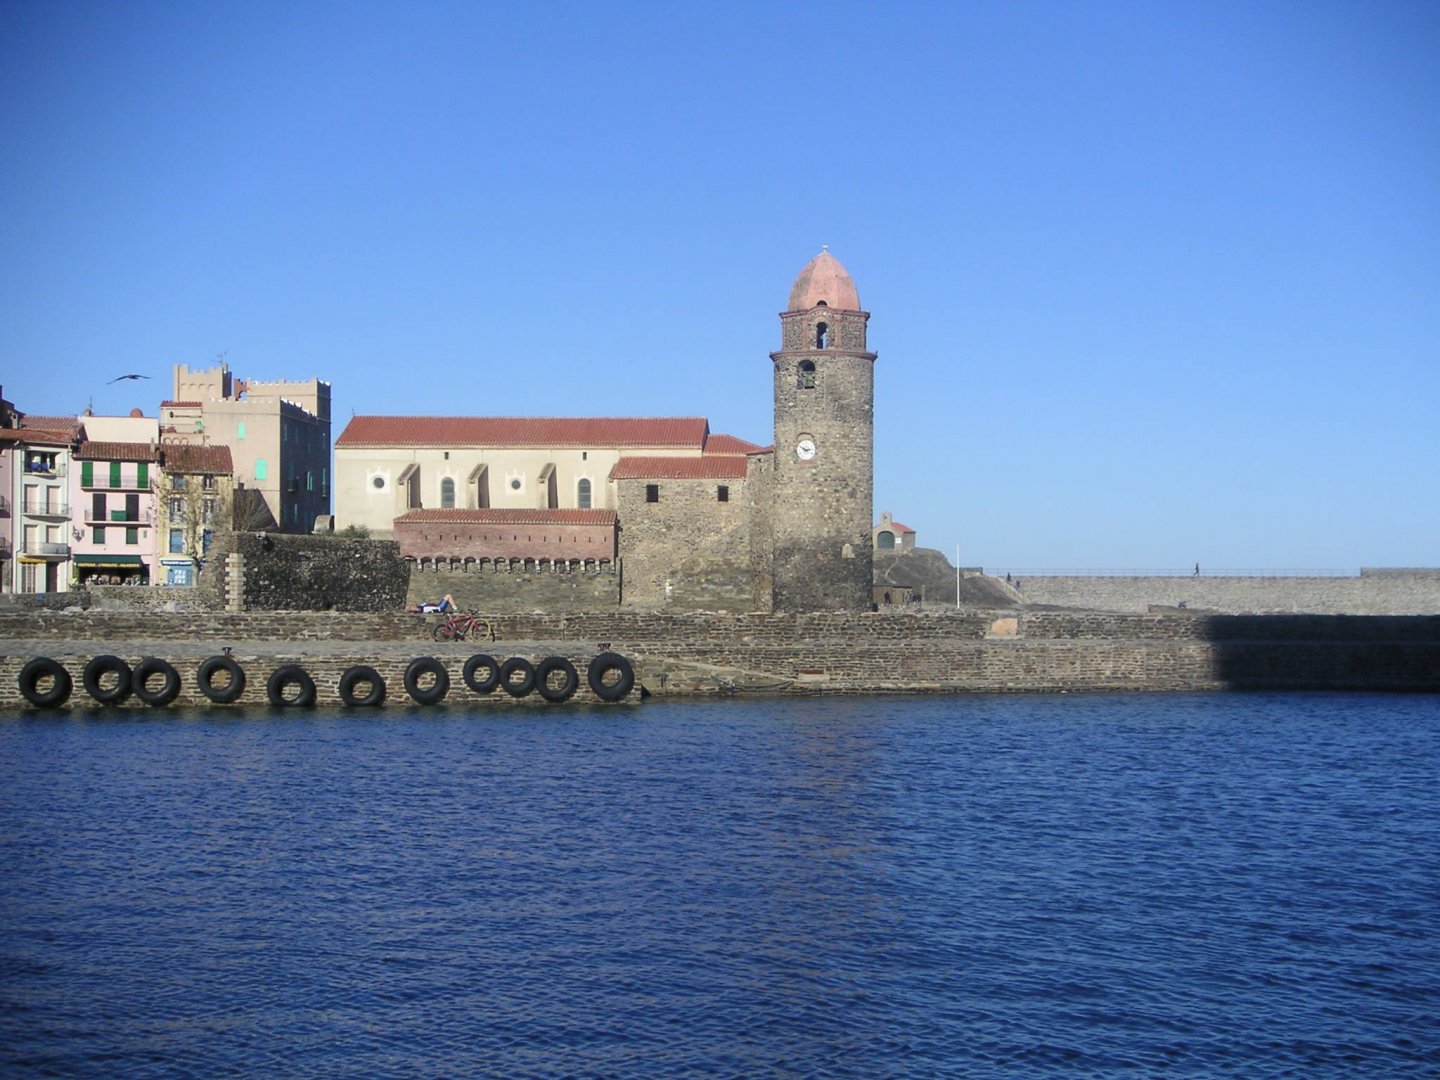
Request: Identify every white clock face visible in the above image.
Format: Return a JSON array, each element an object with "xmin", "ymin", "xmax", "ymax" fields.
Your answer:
[{"xmin": 796, "ymin": 438, "xmax": 816, "ymax": 461}]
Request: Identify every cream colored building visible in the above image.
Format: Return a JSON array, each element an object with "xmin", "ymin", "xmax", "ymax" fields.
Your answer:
[{"xmin": 333, "ymin": 417, "xmax": 757, "ymax": 538}]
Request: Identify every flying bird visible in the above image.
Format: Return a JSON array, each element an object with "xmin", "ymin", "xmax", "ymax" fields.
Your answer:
[{"xmin": 107, "ymin": 374, "xmax": 151, "ymax": 384}]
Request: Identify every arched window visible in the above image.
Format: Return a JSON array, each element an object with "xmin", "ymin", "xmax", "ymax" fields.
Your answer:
[
  {"xmin": 877, "ymin": 530, "xmax": 895, "ymax": 550},
  {"xmin": 816, "ymin": 322, "xmax": 829, "ymax": 348},
  {"xmin": 577, "ymin": 478, "xmax": 592, "ymax": 509},
  {"xmin": 798, "ymin": 359, "xmax": 816, "ymax": 390},
  {"xmin": 441, "ymin": 477, "xmax": 455, "ymax": 508}
]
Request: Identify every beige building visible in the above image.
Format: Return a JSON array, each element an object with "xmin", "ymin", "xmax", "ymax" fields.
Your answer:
[
  {"xmin": 162, "ymin": 363, "xmax": 331, "ymax": 533},
  {"xmin": 334, "ymin": 417, "xmax": 760, "ymax": 538}
]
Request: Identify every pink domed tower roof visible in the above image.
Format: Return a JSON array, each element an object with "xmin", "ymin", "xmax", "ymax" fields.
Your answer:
[{"xmin": 786, "ymin": 247, "xmax": 861, "ymax": 312}]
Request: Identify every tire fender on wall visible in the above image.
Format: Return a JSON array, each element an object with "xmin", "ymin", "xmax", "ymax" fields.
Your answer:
[
  {"xmin": 404, "ymin": 657, "xmax": 450, "ymax": 705},
  {"xmin": 587, "ymin": 652, "xmax": 635, "ymax": 702},
  {"xmin": 266, "ymin": 664, "xmax": 317, "ymax": 708},
  {"xmin": 134, "ymin": 657, "xmax": 183, "ymax": 707},
  {"xmin": 83, "ymin": 655, "xmax": 133, "ymax": 706},
  {"xmin": 338, "ymin": 665, "xmax": 387, "ymax": 707},
  {"xmin": 18, "ymin": 657, "xmax": 73, "ymax": 708},
  {"xmin": 535, "ymin": 656, "xmax": 579, "ymax": 703},
  {"xmin": 196, "ymin": 655, "xmax": 246, "ymax": 704}
]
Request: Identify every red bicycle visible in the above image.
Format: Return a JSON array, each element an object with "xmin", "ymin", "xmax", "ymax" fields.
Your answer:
[{"xmin": 432, "ymin": 610, "xmax": 494, "ymax": 643}]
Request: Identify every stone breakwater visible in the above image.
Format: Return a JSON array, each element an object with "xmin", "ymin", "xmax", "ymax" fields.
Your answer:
[{"xmin": 2, "ymin": 609, "xmax": 1438, "ymax": 708}]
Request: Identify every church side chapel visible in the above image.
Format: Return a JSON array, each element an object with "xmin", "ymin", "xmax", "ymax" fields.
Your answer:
[{"xmin": 332, "ymin": 250, "xmax": 877, "ymax": 612}]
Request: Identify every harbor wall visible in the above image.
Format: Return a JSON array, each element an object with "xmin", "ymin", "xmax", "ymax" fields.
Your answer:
[
  {"xmin": 2, "ymin": 610, "xmax": 1437, "ymax": 707},
  {"xmin": 1005, "ymin": 569, "xmax": 1440, "ymax": 615}
]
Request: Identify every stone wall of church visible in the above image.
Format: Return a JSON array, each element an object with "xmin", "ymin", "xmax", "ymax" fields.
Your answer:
[{"xmin": 616, "ymin": 475, "xmax": 751, "ymax": 609}]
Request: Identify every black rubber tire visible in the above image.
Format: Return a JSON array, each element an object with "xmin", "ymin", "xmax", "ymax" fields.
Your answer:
[
  {"xmin": 463, "ymin": 653, "xmax": 500, "ymax": 695},
  {"xmin": 196, "ymin": 655, "xmax": 246, "ymax": 704},
  {"xmin": 587, "ymin": 652, "xmax": 635, "ymax": 702},
  {"xmin": 404, "ymin": 657, "xmax": 450, "ymax": 705},
  {"xmin": 18, "ymin": 657, "xmax": 72, "ymax": 708},
  {"xmin": 82, "ymin": 654, "xmax": 133, "ymax": 705},
  {"xmin": 499, "ymin": 657, "xmax": 536, "ymax": 698},
  {"xmin": 134, "ymin": 657, "xmax": 182, "ymax": 707},
  {"xmin": 535, "ymin": 656, "xmax": 579, "ymax": 703},
  {"xmin": 266, "ymin": 664, "xmax": 317, "ymax": 708},
  {"xmin": 338, "ymin": 665, "xmax": 386, "ymax": 707}
]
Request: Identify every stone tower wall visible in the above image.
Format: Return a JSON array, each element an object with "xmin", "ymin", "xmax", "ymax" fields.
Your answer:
[{"xmin": 770, "ymin": 320, "xmax": 876, "ymax": 612}]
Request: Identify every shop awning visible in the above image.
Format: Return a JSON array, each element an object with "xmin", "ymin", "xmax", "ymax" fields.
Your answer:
[{"xmin": 73, "ymin": 554, "xmax": 144, "ymax": 568}]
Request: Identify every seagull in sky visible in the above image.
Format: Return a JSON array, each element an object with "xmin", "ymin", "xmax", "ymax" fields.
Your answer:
[{"xmin": 107, "ymin": 373, "xmax": 151, "ymax": 384}]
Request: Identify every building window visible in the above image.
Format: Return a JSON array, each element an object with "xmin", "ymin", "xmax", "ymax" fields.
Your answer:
[
  {"xmin": 93, "ymin": 526, "xmax": 106, "ymax": 543},
  {"xmin": 645, "ymin": 484, "xmax": 659, "ymax": 503},
  {"xmin": 717, "ymin": 485, "xmax": 729, "ymax": 502},
  {"xmin": 237, "ymin": 422, "xmax": 246, "ymax": 440},
  {"xmin": 125, "ymin": 527, "xmax": 139, "ymax": 545},
  {"xmin": 441, "ymin": 478, "xmax": 455, "ymax": 508},
  {"xmin": 372, "ymin": 476, "xmax": 385, "ymax": 489},
  {"xmin": 877, "ymin": 530, "xmax": 896, "ymax": 550},
  {"xmin": 798, "ymin": 360, "xmax": 816, "ymax": 389},
  {"xmin": 81, "ymin": 461, "xmax": 93, "ymax": 487},
  {"xmin": 255, "ymin": 458, "xmax": 267, "ymax": 481},
  {"xmin": 110, "ymin": 461, "xmax": 123, "ymax": 488},
  {"xmin": 172, "ymin": 474, "xmax": 188, "ymax": 492},
  {"xmin": 816, "ymin": 322, "xmax": 829, "ymax": 348},
  {"xmin": 167, "ymin": 564, "xmax": 193, "ymax": 586},
  {"xmin": 307, "ymin": 471, "xmax": 314, "ymax": 492},
  {"xmin": 137, "ymin": 462, "xmax": 149, "ymax": 488},
  {"xmin": 510, "ymin": 478, "xmax": 522, "ymax": 491},
  {"xmin": 202, "ymin": 474, "xmax": 215, "ymax": 491},
  {"xmin": 577, "ymin": 478, "xmax": 591, "ymax": 509},
  {"xmin": 169, "ymin": 528, "xmax": 185, "ymax": 553},
  {"xmin": 202, "ymin": 529, "xmax": 213, "ymax": 553},
  {"xmin": 170, "ymin": 497, "xmax": 185, "ymax": 519},
  {"xmin": 202, "ymin": 499, "xmax": 215, "ymax": 524}
]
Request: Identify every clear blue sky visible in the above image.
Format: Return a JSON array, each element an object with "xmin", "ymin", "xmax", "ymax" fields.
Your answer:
[{"xmin": 3, "ymin": 0, "xmax": 1436, "ymax": 570}]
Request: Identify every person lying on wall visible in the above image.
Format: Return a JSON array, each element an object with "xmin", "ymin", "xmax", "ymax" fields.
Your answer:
[{"xmin": 408, "ymin": 592, "xmax": 456, "ymax": 614}]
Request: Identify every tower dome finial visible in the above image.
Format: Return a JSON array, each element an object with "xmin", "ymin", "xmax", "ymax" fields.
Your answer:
[{"xmin": 787, "ymin": 249, "xmax": 860, "ymax": 312}]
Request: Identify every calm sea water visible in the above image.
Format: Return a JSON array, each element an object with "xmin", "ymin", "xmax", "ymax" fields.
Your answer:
[{"xmin": 1, "ymin": 693, "xmax": 1437, "ymax": 1078}]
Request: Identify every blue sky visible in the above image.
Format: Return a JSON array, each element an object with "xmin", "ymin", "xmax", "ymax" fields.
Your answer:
[{"xmin": 3, "ymin": 0, "xmax": 1436, "ymax": 570}]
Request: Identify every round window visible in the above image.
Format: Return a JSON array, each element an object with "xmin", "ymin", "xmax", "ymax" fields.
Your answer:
[
  {"xmin": 372, "ymin": 476, "xmax": 385, "ymax": 489},
  {"xmin": 510, "ymin": 478, "xmax": 522, "ymax": 490}
]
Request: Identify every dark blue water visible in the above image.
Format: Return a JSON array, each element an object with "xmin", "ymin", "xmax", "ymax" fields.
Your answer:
[{"xmin": 2, "ymin": 693, "xmax": 1437, "ymax": 1077}]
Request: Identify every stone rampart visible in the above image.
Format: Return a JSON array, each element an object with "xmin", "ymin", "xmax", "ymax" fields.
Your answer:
[
  {"xmin": 1007, "ymin": 569, "xmax": 1440, "ymax": 615},
  {"xmin": 2, "ymin": 610, "xmax": 1436, "ymax": 707}
]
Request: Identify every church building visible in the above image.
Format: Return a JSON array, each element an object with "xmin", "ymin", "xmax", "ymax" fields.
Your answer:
[{"xmin": 332, "ymin": 250, "xmax": 876, "ymax": 612}]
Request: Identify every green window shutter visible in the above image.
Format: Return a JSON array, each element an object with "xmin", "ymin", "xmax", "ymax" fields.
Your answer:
[
  {"xmin": 81, "ymin": 461, "xmax": 93, "ymax": 487},
  {"xmin": 109, "ymin": 461, "xmax": 122, "ymax": 488},
  {"xmin": 125, "ymin": 527, "xmax": 138, "ymax": 545},
  {"xmin": 137, "ymin": 462, "xmax": 149, "ymax": 487}
]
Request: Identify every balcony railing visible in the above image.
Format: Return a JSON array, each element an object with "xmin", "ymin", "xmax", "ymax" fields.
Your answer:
[
  {"xmin": 19, "ymin": 541, "xmax": 70, "ymax": 557},
  {"xmin": 81, "ymin": 478, "xmax": 155, "ymax": 492},
  {"xmin": 23, "ymin": 461, "xmax": 66, "ymax": 478},
  {"xmin": 22, "ymin": 501, "xmax": 69, "ymax": 517},
  {"xmin": 84, "ymin": 509, "xmax": 153, "ymax": 525}
]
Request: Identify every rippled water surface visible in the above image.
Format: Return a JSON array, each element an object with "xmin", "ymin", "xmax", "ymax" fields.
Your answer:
[{"xmin": 2, "ymin": 693, "xmax": 1438, "ymax": 1077}]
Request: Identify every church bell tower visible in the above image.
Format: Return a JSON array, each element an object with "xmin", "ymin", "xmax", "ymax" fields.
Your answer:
[{"xmin": 770, "ymin": 248, "xmax": 876, "ymax": 612}]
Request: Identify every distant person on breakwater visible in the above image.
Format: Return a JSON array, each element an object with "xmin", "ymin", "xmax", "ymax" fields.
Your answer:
[{"xmin": 1194, "ymin": 563, "xmax": 1200, "ymax": 577}]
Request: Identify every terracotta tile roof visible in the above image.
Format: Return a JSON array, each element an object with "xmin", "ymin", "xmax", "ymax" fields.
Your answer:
[
  {"xmin": 18, "ymin": 415, "xmax": 80, "ymax": 438},
  {"xmin": 160, "ymin": 441, "xmax": 234, "ymax": 473},
  {"xmin": 879, "ymin": 519, "xmax": 916, "ymax": 533},
  {"xmin": 609, "ymin": 455, "xmax": 750, "ymax": 480},
  {"xmin": 0, "ymin": 428, "xmax": 73, "ymax": 446},
  {"xmin": 74, "ymin": 441, "xmax": 159, "ymax": 461},
  {"xmin": 337, "ymin": 416, "xmax": 710, "ymax": 449},
  {"xmin": 703, "ymin": 433, "xmax": 767, "ymax": 455},
  {"xmin": 395, "ymin": 508, "xmax": 618, "ymax": 526}
]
